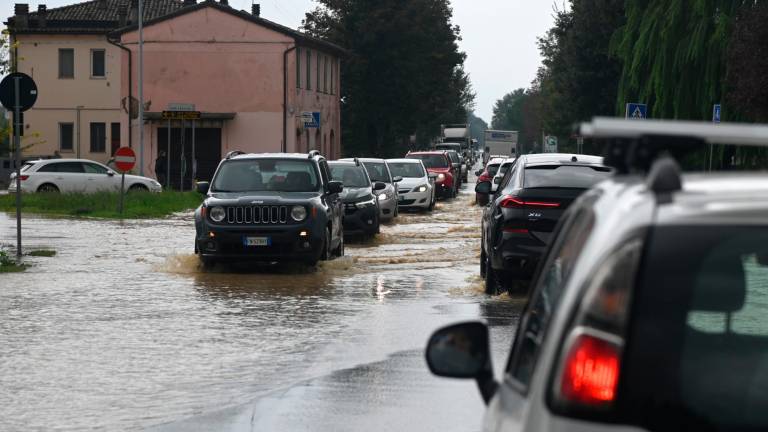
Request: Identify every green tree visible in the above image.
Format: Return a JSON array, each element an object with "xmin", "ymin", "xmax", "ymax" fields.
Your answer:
[
  {"xmin": 302, "ymin": 0, "xmax": 474, "ymax": 157},
  {"xmin": 467, "ymin": 110, "xmax": 488, "ymax": 149}
]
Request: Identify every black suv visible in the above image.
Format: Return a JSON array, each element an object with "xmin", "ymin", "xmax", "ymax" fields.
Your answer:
[
  {"xmin": 328, "ymin": 159, "xmax": 386, "ymax": 238},
  {"xmin": 476, "ymin": 153, "xmax": 612, "ymax": 294},
  {"xmin": 194, "ymin": 151, "xmax": 344, "ymax": 266}
]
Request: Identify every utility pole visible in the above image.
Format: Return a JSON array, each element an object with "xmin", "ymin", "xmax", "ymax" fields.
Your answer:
[{"xmin": 138, "ymin": 0, "xmax": 145, "ymax": 175}]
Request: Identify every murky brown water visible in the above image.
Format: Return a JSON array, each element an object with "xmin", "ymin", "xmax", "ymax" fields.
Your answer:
[{"xmin": 0, "ymin": 180, "xmax": 523, "ymax": 431}]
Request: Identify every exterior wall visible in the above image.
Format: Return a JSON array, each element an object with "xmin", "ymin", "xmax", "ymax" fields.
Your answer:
[
  {"xmin": 12, "ymin": 34, "xmax": 122, "ymax": 163},
  {"xmin": 120, "ymin": 7, "xmax": 333, "ymax": 176},
  {"xmin": 288, "ymin": 46, "xmax": 341, "ymax": 160}
]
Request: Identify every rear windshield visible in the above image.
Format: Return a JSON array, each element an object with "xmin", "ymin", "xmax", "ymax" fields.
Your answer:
[
  {"xmin": 407, "ymin": 154, "xmax": 448, "ymax": 169},
  {"xmin": 498, "ymin": 162, "xmax": 514, "ymax": 176},
  {"xmin": 362, "ymin": 162, "xmax": 391, "ymax": 183},
  {"xmin": 21, "ymin": 162, "xmax": 35, "ymax": 172},
  {"xmin": 625, "ymin": 226, "xmax": 768, "ymax": 430},
  {"xmin": 487, "ymin": 164, "xmax": 500, "ymax": 177},
  {"xmin": 388, "ymin": 162, "xmax": 425, "ymax": 178},
  {"xmin": 523, "ymin": 165, "xmax": 611, "ymax": 189},
  {"xmin": 329, "ymin": 164, "xmax": 371, "ymax": 188},
  {"xmin": 212, "ymin": 159, "xmax": 320, "ymax": 192}
]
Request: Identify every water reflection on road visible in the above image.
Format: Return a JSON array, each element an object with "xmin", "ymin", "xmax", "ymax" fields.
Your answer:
[{"xmin": 0, "ymin": 184, "xmax": 524, "ymax": 431}]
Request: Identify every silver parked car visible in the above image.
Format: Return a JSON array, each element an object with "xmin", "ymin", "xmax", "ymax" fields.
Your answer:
[
  {"xmin": 8, "ymin": 158, "xmax": 162, "ymax": 193},
  {"xmin": 342, "ymin": 158, "xmax": 402, "ymax": 221}
]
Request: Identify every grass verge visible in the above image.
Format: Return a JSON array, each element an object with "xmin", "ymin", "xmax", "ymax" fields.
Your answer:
[
  {"xmin": 27, "ymin": 249, "xmax": 56, "ymax": 257},
  {"xmin": 0, "ymin": 250, "xmax": 26, "ymax": 273},
  {"xmin": 0, "ymin": 191, "xmax": 203, "ymax": 219}
]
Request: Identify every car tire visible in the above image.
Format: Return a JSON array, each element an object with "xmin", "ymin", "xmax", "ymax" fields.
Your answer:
[
  {"xmin": 37, "ymin": 183, "xmax": 60, "ymax": 193},
  {"xmin": 480, "ymin": 247, "xmax": 487, "ymax": 279},
  {"xmin": 485, "ymin": 254, "xmax": 503, "ymax": 295},
  {"xmin": 428, "ymin": 195, "xmax": 435, "ymax": 211},
  {"xmin": 128, "ymin": 184, "xmax": 149, "ymax": 193},
  {"xmin": 320, "ymin": 228, "xmax": 331, "ymax": 261},
  {"xmin": 394, "ymin": 205, "xmax": 399, "ymax": 218},
  {"xmin": 333, "ymin": 232, "xmax": 345, "ymax": 258},
  {"xmin": 200, "ymin": 256, "xmax": 217, "ymax": 269}
]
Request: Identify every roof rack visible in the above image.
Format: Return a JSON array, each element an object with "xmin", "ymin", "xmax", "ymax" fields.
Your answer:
[
  {"xmin": 308, "ymin": 150, "xmax": 321, "ymax": 159},
  {"xmin": 225, "ymin": 150, "xmax": 245, "ymax": 159},
  {"xmin": 646, "ymin": 156, "xmax": 682, "ymax": 200},
  {"xmin": 353, "ymin": 157, "xmax": 361, "ymax": 166}
]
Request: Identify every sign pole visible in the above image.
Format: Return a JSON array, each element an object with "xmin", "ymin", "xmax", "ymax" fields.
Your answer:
[
  {"xmin": 138, "ymin": 0, "xmax": 144, "ymax": 176},
  {"xmin": 14, "ymin": 76, "xmax": 22, "ymax": 259},
  {"xmin": 119, "ymin": 172, "xmax": 125, "ymax": 215},
  {"xmin": 180, "ymin": 119, "xmax": 185, "ymax": 192},
  {"xmin": 192, "ymin": 119, "xmax": 196, "ymax": 183},
  {"xmin": 166, "ymin": 118, "xmax": 171, "ymax": 189}
]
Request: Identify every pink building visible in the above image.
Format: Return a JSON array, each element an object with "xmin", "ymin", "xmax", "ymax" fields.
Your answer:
[{"xmin": 7, "ymin": 0, "xmax": 344, "ymax": 187}]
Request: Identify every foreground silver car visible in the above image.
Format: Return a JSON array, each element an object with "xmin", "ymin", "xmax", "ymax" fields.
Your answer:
[
  {"xmin": 386, "ymin": 158, "xmax": 436, "ymax": 211},
  {"xmin": 342, "ymin": 158, "xmax": 401, "ymax": 221}
]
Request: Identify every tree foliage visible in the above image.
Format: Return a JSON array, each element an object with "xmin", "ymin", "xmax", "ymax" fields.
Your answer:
[
  {"xmin": 302, "ymin": 0, "xmax": 474, "ymax": 157},
  {"xmin": 467, "ymin": 111, "xmax": 488, "ymax": 148},
  {"xmin": 491, "ymin": 87, "xmax": 543, "ymax": 152},
  {"xmin": 726, "ymin": 2, "xmax": 768, "ymax": 122}
]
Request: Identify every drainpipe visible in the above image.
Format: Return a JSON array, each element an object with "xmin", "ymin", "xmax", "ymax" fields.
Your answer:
[
  {"xmin": 106, "ymin": 36, "xmax": 133, "ymax": 148},
  {"xmin": 76, "ymin": 105, "xmax": 83, "ymax": 158},
  {"xmin": 282, "ymin": 44, "xmax": 297, "ymax": 153}
]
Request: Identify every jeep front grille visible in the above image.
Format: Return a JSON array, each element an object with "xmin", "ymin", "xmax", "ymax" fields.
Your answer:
[{"xmin": 226, "ymin": 205, "xmax": 288, "ymax": 224}]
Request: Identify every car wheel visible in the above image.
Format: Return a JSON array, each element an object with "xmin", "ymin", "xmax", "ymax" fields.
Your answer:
[
  {"xmin": 394, "ymin": 205, "xmax": 399, "ymax": 218},
  {"xmin": 480, "ymin": 247, "xmax": 487, "ymax": 278},
  {"xmin": 200, "ymin": 256, "xmax": 217, "ymax": 269},
  {"xmin": 37, "ymin": 183, "xmax": 60, "ymax": 193},
  {"xmin": 428, "ymin": 193, "xmax": 436, "ymax": 211},
  {"xmin": 128, "ymin": 184, "xmax": 149, "ymax": 193},
  {"xmin": 320, "ymin": 228, "xmax": 331, "ymax": 261},
  {"xmin": 333, "ymin": 232, "xmax": 345, "ymax": 258},
  {"xmin": 485, "ymin": 254, "xmax": 503, "ymax": 295}
]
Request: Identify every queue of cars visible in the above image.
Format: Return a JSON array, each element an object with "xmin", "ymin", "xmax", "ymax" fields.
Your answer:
[
  {"xmin": 427, "ymin": 118, "xmax": 768, "ymax": 431},
  {"xmin": 193, "ymin": 149, "xmax": 465, "ymax": 267}
]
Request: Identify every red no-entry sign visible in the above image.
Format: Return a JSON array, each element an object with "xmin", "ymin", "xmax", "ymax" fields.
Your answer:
[{"xmin": 114, "ymin": 147, "xmax": 136, "ymax": 173}]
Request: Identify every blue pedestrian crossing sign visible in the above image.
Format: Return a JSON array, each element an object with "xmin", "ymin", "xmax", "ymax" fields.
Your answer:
[
  {"xmin": 713, "ymin": 104, "xmax": 721, "ymax": 123},
  {"xmin": 301, "ymin": 111, "xmax": 321, "ymax": 128},
  {"xmin": 625, "ymin": 103, "xmax": 647, "ymax": 120}
]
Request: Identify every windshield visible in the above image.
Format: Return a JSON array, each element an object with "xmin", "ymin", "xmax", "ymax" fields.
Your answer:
[
  {"xmin": 211, "ymin": 159, "xmax": 320, "ymax": 192},
  {"xmin": 362, "ymin": 162, "xmax": 391, "ymax": 183},
  {"xmin": 388, "ymin": 162, "xmax": 426, "ymax": 178},
  {"xmin": 329, "ymin": 164, "xmax": 371, "ymax": 188},
  {"xmin": 408, "ymin": 154, "xmax": 448, "ymax": 169},
  {"xmin": 523, "ymin": 165, "xmax": 612, "ymax": 189},
  {"xmin": 487, "ymin": 164, "xmax": 501, "ymax": 177}
]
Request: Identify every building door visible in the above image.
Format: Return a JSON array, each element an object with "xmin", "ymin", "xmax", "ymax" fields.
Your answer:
[{"xmin": 158, "ymin": 127, "xmax": 222, "ymax": 190}]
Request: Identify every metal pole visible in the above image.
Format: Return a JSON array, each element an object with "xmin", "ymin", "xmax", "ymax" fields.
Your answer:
[
  {"xmin": 192, "ymin": 119, "xmax": 196, "ymax": 181},
  {"xmin": 180, "ymin": 119, "xmax": 185, "ymax": 192},
  {"xmin": 76, "ymin": 105, "xmax": 82, "ymax": 159},
  {"xmin": 708, "ymin": 144, "xmax": 714, "ymax": 171},
  {"xmin": 119, "ymin": 172, "xmax": 125, "ymax": 215},
  {"xmin": 138, "ymin": 0, "xmax": 145, "ymax": 176},
  {"xmin": 14, "ymin": 77, "xmax": 22, "ymax": 259},
  {"xmin": 166, "ymin": 118, "xmax": 171, "ymax": 189}
]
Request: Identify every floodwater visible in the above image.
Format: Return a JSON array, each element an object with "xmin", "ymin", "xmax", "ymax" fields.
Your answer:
[{"xmin": 0, "ymin": 177, "xmax": 525, "ymax": 431}]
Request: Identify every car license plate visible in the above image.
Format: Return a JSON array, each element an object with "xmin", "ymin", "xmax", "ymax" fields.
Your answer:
[
  {"xmin": 398, "ymin": 195, "xmax": 405, "ymax": 202},
  {"xmin": 244, "ymin": 237, "xmax": 271, "ymax": 246}
]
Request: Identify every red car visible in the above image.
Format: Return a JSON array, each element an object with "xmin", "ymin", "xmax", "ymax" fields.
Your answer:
[
  {"xmin": 474, "ymin": 157, "xmax": 505, "ymax": 205},
  {"xmin": 406, "ymin": 151, "xmax": 459, "ymax": 199}
]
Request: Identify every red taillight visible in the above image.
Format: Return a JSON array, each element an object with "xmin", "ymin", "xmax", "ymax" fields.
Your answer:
[
  {"xmin": 19, "ymin": 175, "xmax": 29, "ymax": 181},
  {"xmin": 478, "ymin": 173, "xmax": 490, "ymax": 182},
  {"xmin": 201, "ymin": 207, "xmax": 207, "ymax": 218},
  {"xmin": 502, "ymin": 227, "xmax": 529, "ymax": 234},
  {"xmin": 499, "ymin": 195, "xmax": 560, "ymax": 209},
  {"xmin": 560, "ymin": 334, "xmax": 620, "ymax": 405}
]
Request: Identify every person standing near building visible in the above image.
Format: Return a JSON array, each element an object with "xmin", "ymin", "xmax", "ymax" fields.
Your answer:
[{"xmin": 155, "ymin": 151, "xmax": 167, "ymax": 187}]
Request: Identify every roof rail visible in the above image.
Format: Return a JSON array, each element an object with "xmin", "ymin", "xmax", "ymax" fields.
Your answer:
[
  {"xmin": 646, "ymin": 156, "xmax": 682, "ymax": 201},
  {"xmin": 308, "ymin": 150, "xmax": 321, "ymax": 159},
  {"xmin": 225, "ymin": 150, "xmax": 245, "ymax": 159}
]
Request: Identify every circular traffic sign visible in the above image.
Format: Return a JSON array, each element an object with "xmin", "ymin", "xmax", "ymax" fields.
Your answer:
[
  {"xmin": 114, "ymin": 147, "xmax": 137, "ymax": 173},
  {"xmin": 0, "ymin": 72, "xmax": 38, "ymax": 112}
]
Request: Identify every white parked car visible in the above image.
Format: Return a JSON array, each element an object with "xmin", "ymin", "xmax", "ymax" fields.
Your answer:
[
  {"xmin": 8, "ymin": 159, "xmax": 162, "ymax": 193},
  {"xmin": 491, "ymin": 157, "xmax": 517, "ymax": 192},
  {"xmin": 386, "ymin": 158, "xmax": 436, "ymax": 211}
]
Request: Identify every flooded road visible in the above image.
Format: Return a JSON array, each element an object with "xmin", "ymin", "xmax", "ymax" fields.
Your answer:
[{"xmin": 0, "ymin": 180, "xmax": 525, "ymax": 431}]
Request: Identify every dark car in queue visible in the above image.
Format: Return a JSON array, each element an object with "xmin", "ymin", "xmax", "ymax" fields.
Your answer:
[
  {"xmin": 406, "ymin": 151, "xmax": 459, "ymax": 199},
  {"xmin": 329, "ymin": 160, "xmax": 386, "ymax": 238},
  {"xmin": 426, "ymin": 118, "xmax": 768, "ymax": 430},
  {"xmin": 194, "ymin": 151, "xmax": 344, "ymax": 267},
  {"xmin": 444, "ymin": 150, "xmax": 465, "ymax": 188},
  {"xmin": 342, "ymin": 158, "xmax": 402, "ymax": 221},
  {"xmin": 476, "ymin": 153, "xmax": 611, "ymax": 294}
]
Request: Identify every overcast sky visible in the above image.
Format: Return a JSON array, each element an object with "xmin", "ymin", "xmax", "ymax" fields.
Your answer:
[{"xmin": 3, "ymin": 0, "xmax": 556, "ymax": 122}]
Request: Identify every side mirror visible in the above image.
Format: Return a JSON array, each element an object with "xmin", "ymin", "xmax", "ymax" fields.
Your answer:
[
  {"xmin": 452, "ymin": 163, "xmax": 460, "ymax": 170},
  {"xmin": 107, "ymin": 170, "xmax": 116, "ymax": 177},
  {"xmin": 493, "ymin": 177, "xmax": 501, "ymax": 185},
  {"xmin": 196, "ymin": 181, "xmax": 210, "ymax": 194},
  {"xmin": 374, "ymin": 181, "xmax": 387, "ymax": 191},
  {"xmin": 327, "ymin": 180, "xmax": 343, "ymax": 194},
  {"xmin": 392, "ymin": 176, "xmax": 403, "ymax": 183},
  {"xmin": 475, "ymin": 181, "xmax": 492, "ymax": 195},
  {"xmin": 475, "ymin": 170, "xmax": 483, "ymax": 176},
  {"xmin": 426, "ymin": 321, "xmax": 497, "ymax": 404}
]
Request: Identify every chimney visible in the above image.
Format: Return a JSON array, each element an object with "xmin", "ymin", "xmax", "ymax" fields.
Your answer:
[
  {"xmin": 219, "ymin": 0, "xmax": 228, "ymax": 6},
  {"xmin": 98, "ymin": 0, "xmax": 107, "ymax": 11},
  {"xmin": 252, "ymin": 3, "xmax": 260, "ymax": 17},
  {"xmin": 37, "ymin": 4, "xmax": 47, "ymax": 27},
  {"xmin": 117, "ymin": 3, "xmax": 127, "ymax": 27},
  {"xmin": 129, "ymin": 0, "xmax": 138, "ymax": 24},
  {"xmin": 14, "ymin": 3, "xmax": 29, "ymax": 28},
  {"xmin": 183, "ymin": 0, "xmax": 196, "ymax": 5}
]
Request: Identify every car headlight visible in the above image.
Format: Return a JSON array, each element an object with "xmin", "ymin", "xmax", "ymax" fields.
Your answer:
[
  {"xmin": 209, "ymin": 206, "xmax": 226, "ymax": 222},
  {"xmin": 416, "ymin": 185, "xmax": 428, "ymax": 193},
  {"xmin": 378, "ymin": 193, "xmax": 388, "ymax": 201},
  {"xmin": 437, "ymin": 173, "xmax": 445, "ymax": 182},
  {"xmin": 291, "ymin": 205, "xmax": 307, "ymax": 222},
  {"xmin": 355, "ymin": 198, "xmax": 377, "ymax": 209}
]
